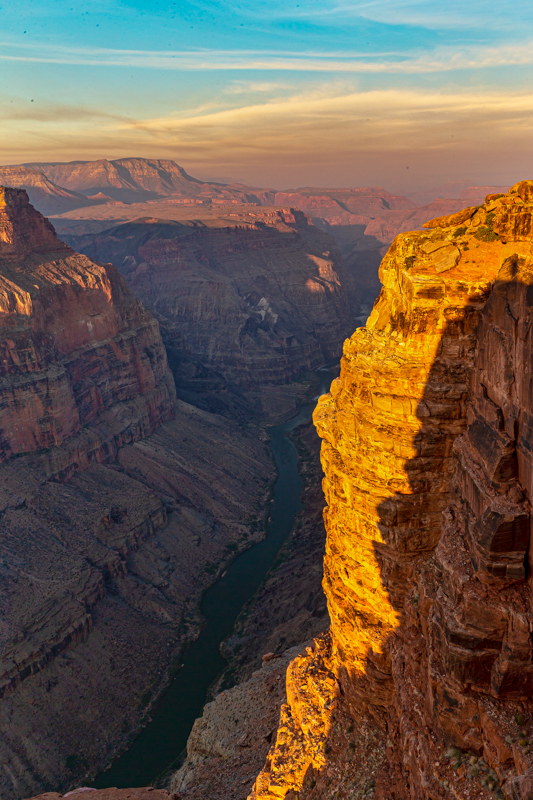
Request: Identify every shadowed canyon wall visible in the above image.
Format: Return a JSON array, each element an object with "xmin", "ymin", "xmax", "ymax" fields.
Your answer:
[
  {"xmin": 0, "ymin": 158, "xmax": 493, "ymax": 315},
  {"xmin": 66, "ymin": 209, "xmax": 353, "ymax": 398},
  {"xmin": 0, "ymin": 189, "xmax": 274, "ymax": 800},
  {"xmin": 251, "ymin": 182, "xmax": 533, "ymax": 800}
]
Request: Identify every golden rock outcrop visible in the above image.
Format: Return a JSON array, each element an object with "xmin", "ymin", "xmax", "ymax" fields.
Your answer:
[{"xmin": 251, "ymin": 181, "xmax": 533, "ymax": 799}]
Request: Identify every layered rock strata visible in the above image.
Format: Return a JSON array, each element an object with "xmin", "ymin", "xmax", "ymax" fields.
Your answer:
[
  {"xmin": 16, "ymin": 158, "xmax": 275, "ymax": 207},
  {"xmin": 66, "ymin": 209, "xmax": 353, "ymax": 391},
  {"xmin": 0, "ymin": 190, "xmax": 273, "ymax": 800},
  {"xmin": 0, "ymin": 186, "xmax": 175, "ymax": 473},
  {"xmin": 251, "ymin": 182, "xmax": 533, "ymax": 800}
]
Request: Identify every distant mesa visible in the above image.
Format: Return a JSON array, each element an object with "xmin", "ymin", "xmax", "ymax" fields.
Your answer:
[
  {"xmin": 0, "ymin": 157, "xmax": 510, "ymax": 308},
  {"xmin": 15, "ymin": 157, "xmax": 276, "ymax": 207},
  {"xmin": 0, "ymin": 165, "xmax": 94, "ymax": 215}
]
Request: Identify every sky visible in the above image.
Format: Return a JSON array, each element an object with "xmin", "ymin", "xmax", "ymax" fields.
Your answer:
[{"xmin": 1, "ymin": 0, "xmax": 533, "ymax": 191}]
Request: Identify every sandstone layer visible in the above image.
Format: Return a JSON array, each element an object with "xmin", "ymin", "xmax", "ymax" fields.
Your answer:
[
  {"xmin": 0, "ymin": 190, "xmax": 273, "ymax": 800},
  {"xmin": 66, "ymin": 209, "xmax": 353, "ymax": 393},
  {"xmin": 251, "ymin": 181, "xmax": 533, "ymax": 800}
]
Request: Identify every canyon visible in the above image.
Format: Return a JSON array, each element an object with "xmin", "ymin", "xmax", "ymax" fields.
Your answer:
[
  {"xmin": 64, "ymin": 208, "xmax": 353, "ymax": 405},
  {"xmin": 0, "ymin": 158, "xmax": 507, "ymax": 310},
  {"xmin": 0, "ymin": 188, "xmax": 280, "ymax": 800},
  {"xmin": 247, "ymin": 182, "xmax": 533, "ymax": 800},
  {"xmin": 4, "ymin": 162, "xmax": 533, "ymax": 800}
]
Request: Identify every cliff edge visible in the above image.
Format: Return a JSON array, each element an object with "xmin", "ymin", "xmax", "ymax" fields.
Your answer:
[{"xmin": 251, "ymin": 181, "xmax": 533, "ymax": 800}]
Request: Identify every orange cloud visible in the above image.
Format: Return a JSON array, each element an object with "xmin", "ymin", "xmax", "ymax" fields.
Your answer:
[{"xmin": 2, "ymin": 88, "xmax": 533, "ymax": 189}]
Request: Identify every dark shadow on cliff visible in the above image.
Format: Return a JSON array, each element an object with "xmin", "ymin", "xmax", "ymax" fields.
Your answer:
[
  {"xmin": 64, "ymin": 217, "xmax": 356, "ymax": 424},
  {"xmin": 296, "ymin": 266, "xmax": 533, "ymax": 800}
]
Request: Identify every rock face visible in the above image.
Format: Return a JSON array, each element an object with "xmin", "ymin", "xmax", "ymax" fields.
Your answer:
[
  {"xmin": 23, "ymin": 158, "xmax": 275, "ymax": 206},
  {"xmin": 0, "ymin": 186, "xmax": 175, "ymax": 474},
  {"xmin": 0, "ymin": 168, "xmax": 94, "ymax": 215},
  {"xmin": 66, "ymin": 209, "xmax": 353, "ymax": 391},
  {"xmin": 251, "ymin": 181, "xmax": 533, "ymax": 799},
  {"xmin": 0, "ymin": 189, "xmax": 274, "ymax": 800}
]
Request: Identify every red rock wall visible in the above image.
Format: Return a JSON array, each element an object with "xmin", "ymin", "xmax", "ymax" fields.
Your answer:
[
  {"xmin": 69, "ymin": 208, "xmax": 353, "ymax": 389},
  {"xmin": 251, "ymin": 181, "xmax": 533, "ymax": 800},
  {"xmin": 0, "ymin": 187, "xmax": 175, "ymax": 473}
]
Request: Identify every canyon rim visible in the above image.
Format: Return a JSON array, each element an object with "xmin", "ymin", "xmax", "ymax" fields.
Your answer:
[
  {"xmin": 250, "ymin": 182, "xmax": 533, "ymax": 800},
  {"xmin": 3, "ymin": 0, "xmax": 533, "ymax": 793}
]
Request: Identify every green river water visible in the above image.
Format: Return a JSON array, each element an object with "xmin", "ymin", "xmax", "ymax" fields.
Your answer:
[{"xmin": 93, "ymin": 367, "xmax": 335, "ymax": 789}]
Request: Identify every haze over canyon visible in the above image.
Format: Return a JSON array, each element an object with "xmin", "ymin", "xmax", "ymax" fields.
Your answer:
[
  {"xmin": 3, "ymin": 0, "xmax": 533, "ymax": 796},
  {"xmin": 2, "ymin": 154, "xmax": 533, "ymax": 800}
]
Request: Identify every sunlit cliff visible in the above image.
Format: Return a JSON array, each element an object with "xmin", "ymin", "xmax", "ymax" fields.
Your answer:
[{"xmin": 251, "ymin": 181, "xmax": 533, "ymax": 799}]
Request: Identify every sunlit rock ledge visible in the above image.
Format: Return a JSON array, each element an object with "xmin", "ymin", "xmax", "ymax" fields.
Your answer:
[{"xmin": 251, "ymin": 181, "xmax": 533, "ymax": 800}]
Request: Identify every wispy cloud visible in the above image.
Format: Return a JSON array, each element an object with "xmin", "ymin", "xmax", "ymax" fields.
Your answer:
[
  {"xmin": 2, "ymin": 39, "xmax": 533, "ymax": 73},
  {"xmin": 1, "ymin": 102, "xmax": 129, "ymax": 123},
  {"xmin": 3, "ymin": 87, "xmax": 533, "ymax": 184},
  {"xmin": 184, "ymin": 0, "xmax": 531, "ymax": 32},
  {"xmin": 119, "ymin": 88, "xmax": 533, "ymax": 152},
  {"xmin": 334, "ymin": 0, "xmax": 533, "ymax": 31},
  {"xmin": 224, "ymin": 81, "xmax": 293, "ymax": 95}
]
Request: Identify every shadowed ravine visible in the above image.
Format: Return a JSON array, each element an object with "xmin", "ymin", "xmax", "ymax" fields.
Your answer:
[{"xmin": 92, "ymin": 367, "xmax": 336, "ymax": 789}]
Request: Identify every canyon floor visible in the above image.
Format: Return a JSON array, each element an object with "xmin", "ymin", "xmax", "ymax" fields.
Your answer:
[
  {"xmin": 0, "ymin": 188, "xmax": 348, "ymax": 800},
  {"xmin": 6, "ymin": 165, "xmax": 529, "ymax": 800}
]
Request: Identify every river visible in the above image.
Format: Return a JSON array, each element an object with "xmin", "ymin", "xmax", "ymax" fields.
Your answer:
[{"xmin": 93, "ymin": 366, "xmax": 335, "ymax": 789}]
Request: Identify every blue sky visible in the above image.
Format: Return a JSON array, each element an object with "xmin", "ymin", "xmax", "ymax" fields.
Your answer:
[{"xmin": 1, "ymin": 0, "xmax": 533, "ymax": 189}]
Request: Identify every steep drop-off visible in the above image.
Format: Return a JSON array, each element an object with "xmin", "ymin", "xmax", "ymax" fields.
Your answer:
[
  {"xmin": 0, "ymin": 186, "xmax": 175, "ymax": 475},
  {"xmin": 0, "ymin": 189, "xmax": 273, "ymax": 800},
  {"xmin": 3, "ymin": 158, "xmax": 503, "ymax": 312},
  {"xmin": 251, "ymin": 182, "xmax": 533, "ymax": 800},
  {"xmin": 67, "ymin": 209, "xmax": 353, "ymax": 394}
]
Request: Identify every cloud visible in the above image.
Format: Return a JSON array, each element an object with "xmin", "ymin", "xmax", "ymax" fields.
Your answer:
[
  {"xmin": 224, "ymin": 81, "xmax": 293, "ymax": 95},
  {"xmin": 165, "ymin": 0, "xmax": 531, "ymax": 33},
  {"xmin": 3, "ymin": 87, "xmax": 533, "ymax": 189},
  {"xmin": 336, "ymin": 0, "xmax": 533, "ymax": 31},
  {"xmin": 119, "ymin": 87, "xmax": 533, "ymax": 150},
  {"xmin": 2, "ymin": 39, "xmax": 533, "ymax": 73},
  {"xmin": 0, "ymin": 102, "xmax": 129, "ymax": 123}
]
